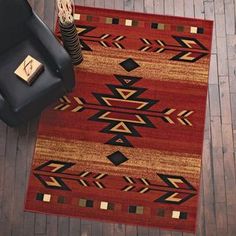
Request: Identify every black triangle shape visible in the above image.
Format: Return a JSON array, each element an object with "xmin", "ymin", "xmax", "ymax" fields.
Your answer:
[
  {"xmin": 114, "ymin": 75, "xmax": 142, "ymax": 87},
  {"xmin": 106, "ymin": 134, "xmax": 133, "ymax": 147},
  {"xmin": 80, "ymin": 39, "xmax": 93, "ymax": 51},
  {"xmin": 172, "ymin": 36, "xmax": 208, "ymax": 51},
  {"xmin": 77, "ymin": 25, "xmax": 96, "ymax": 36}
]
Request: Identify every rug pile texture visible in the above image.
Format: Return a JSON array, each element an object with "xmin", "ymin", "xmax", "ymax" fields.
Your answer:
[{"xmin": 25, "ymin": 6, "xmax": 213, "ymax": 233}]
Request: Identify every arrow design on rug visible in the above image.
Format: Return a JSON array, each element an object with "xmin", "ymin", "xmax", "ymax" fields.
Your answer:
[
  {"xmin": 54, "ymin": 96, "xmax": 85, "ymax": 112},
  {"xmin": 122, "ymin": 174, "xmax": 197, "ymax": 204},
  {"xmin": 33, "ymin": 161, "xmax": 197, "ymax": 205},
  {"xmin": 139, "ymin": 36, "xmax": 209, "ymax": 62},
  {"xmin": 154, "ymin": 191, "xmax": 196, "ymax": 204},
  {"xmin": 73, "ymin": 25, "xmax": 208, "ymax": 62},
  {"xmin": 34, "ymin": 162, "xmax": 109, "ymax": 191},
  {"xmin": 34, "ymin": 160, "xmax": 75, "ymax": 191},
  {"xmin": 76, "ymin": 25, "xmax": 126, "ymax": 50},
  {"xmin": 161, "ymin": 109, "xmax": 194, "ymax": 126},
  {"xmin": 53, "ymin": 74, "xmax": 195, "ymax": 147}
]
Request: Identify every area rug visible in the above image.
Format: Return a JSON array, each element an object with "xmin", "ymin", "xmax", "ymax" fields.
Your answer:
[{"xmin": 25, "ymin": 6, "xmax": 213, "ymax": 233}]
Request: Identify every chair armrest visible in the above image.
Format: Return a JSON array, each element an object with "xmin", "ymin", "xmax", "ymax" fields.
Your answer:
[
  {"xmin": 0, "ymin": 94, "xmax": 18, "ymax": 126},
  {"xmin": 0, "ymin": 94, "xmax": 5, "ymax": 113},
  {"xmin": 26, "ymin": 13, "xmax": 75, "ymax": 91}
]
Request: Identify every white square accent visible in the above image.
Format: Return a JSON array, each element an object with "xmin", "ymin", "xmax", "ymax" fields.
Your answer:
[
  {"xmin": 100, "ymin": 201, "xmax": 108, "ymax": 210},
  {"xmin": 125, "ymin": 19, "xmax": 132, "ymax": 26},
  {"xmin": 43, "ymin": 194, "xmax": 51, "ymax": 202},
  {"xmin": 74, "ymin": 14, "xmax": 81, "ymax": 20},
  {"xmin": 190, "ymin": 26, "xmax": 198, "ymax": 34},
  {"xmin": 172, "ymin": 211, "xmax": 180, "ymax": 219}
]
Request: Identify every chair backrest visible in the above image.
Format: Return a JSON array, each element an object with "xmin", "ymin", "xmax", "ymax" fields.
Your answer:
[
  {"xmin": 0, "ymin": 0, "xmax": 33, "ymax": 53},
  {"xmin": 0, "ymin": 0, "xmax": 32, "ymax": 29}
]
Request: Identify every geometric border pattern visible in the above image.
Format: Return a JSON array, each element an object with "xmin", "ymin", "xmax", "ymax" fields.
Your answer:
[
  {"xmin": 74, "ymin": 13, "xmax": 205, "ymax": 35},
  {"xmin": 36, "ymin": 192, "xmax": 189, "ymax": 220}
]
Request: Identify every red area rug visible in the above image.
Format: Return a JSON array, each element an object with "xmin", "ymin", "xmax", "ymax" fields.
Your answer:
[{"xmin": 25, "ymin": 6, "xmax": 213, "ymax": 233}]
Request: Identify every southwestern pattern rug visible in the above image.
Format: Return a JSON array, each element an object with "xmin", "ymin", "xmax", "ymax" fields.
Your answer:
[{"xmin": 25, "ymin": 6, "xmax": 213, "ymax": 233}]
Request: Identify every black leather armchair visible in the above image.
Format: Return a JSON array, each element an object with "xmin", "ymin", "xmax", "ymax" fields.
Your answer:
[{"xmin": 0, "ymin": 0, "xmax": 75, "ymax": 126}]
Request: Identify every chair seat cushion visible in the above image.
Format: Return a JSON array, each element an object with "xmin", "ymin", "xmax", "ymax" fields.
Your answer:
[{"xmin": 0, "ymin": 36, "xmax": 63, "ymax": 113}]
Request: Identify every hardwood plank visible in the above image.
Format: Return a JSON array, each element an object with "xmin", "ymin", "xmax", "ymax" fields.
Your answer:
[
  {"xmin": 114, "ymin": 0, "xmax": 124, "ymax": 10},
  {"xmin": 58, "ymin": 217, "xmax": 70, "ymax": 236},
  {"xmin": 0, "ymin": 127, "xmax": 19, "ymax": 236},
  {"xmin": 124, "ymin": 0, "xmax": 134, "ymax": 11},
  {"xmin": 81, "ymin": 220, "xmax": 92, "ymax": 236},
  {"xmin": 204, "ymin": 97, "xmax": 211, "ymax": 141},
  {"xmin": 227, "ymin": 35, "xmax": 236, "ymax": 61},
  {"xmin": 91, "ymin": 221, "xmax": 103, "ymax": 236},
  {"xmin": 46, "ymin": 216, "xmax": 58, "ymax": 236},
  {"xmin": 23, "ymin": 212, "xmax": 35, "ymax": 236},
  {"xmin": 228, "ymin": 223, "xmax": 236, "ymax": 236},
  {"xmin": 227, "ymin": 35, "xmax": 236, "ymax": 94},
  {"xmin": 23, "ymin": 119, "xmax": 38, "ymax": 236},
  {"xmin": 235, "ymin": 0, "xmax": 236, "ymax": 31},
  {"xmin": 208, "ymin": 54, "xmax": 218, "ymax": 85},
  {"xmin": 25, "ymin": 118, "xmax": 38, "ymax": 178},
  {"xmin": 184, "ymin": 0, "xmax": 194, "ymax": 17},
  {"xmin": 11, "ymin": 124, "xmax": 30, "ymax": 236},
  {"xmin": 125, "ymin": 225, "xmax": 137, "ymax": 236},
  {"xmin": 219, "ymin": 76, "xmax": 232, "ymax": 124},
  {"xmin": 215, "ymin": 202, "xmax": 228, "ymax": 235},
  {"xmin": 214, "ymin": 0, "xmax": 225, "ymax": 14},
  {"xmin": 0, "ymin": 122, "xmax": 7, "ymax": 155},
  {"xmin": 113, "ymin": 224, "xmax": 126, "ymax": 236},
  {"xmin": 85, "ymin": 0, "xmax": 95, "ymax": 7},
  {"xmin": 210, "ymin": 116, "xmax": 228, "ymax": 235},
  {"xmin": 0, "ymin": 122, "xmax": 7, "ymax": 221},
  {"xmin": 216, "ymin": 37, "xmax": 229, "ymax": 77},
  {"xmin": 75, "ymin": 0, "xmax": 85, "ymax": 6},
  {"xmin": 231, "ymin": 93, "xmax": 236, "ymax": 130},
  {"xmin": 197, "ymin": 177, "xmax": 205, "ymax": 236},
  {"xmin": 210, "ymin": 117, "xmax": 225, "ymax": 203},
  {"xmin": 149, "ymin": 228, "xmax": 160, "ymax": 236},
  {"xmin": 203, "ymin": 203, "xmax": 216, "ymax": 235},
  {"xmin": 225, "ymin": 2, "xmax": 235, "ymax": 35},
  {"xmin": 204, "ymin": 1, "xmax": 217, "ymax": 54},
  {"xmin": 137, "ymin": 226, "xmax": 149, "ymax": 236},
  {"xmin": 164, "ymin": 0, "xmax": 174, "ymax": 15},
  {"xmin": 174, "ymin": 0, "xmax": 184, "ymax": 16},
  {"xmin": 102, "ymin": 222, "xmax": 114, "ymax": 236},
  {"xmin": 209, "ymin": 84, "xmax": 221, "ymax": 117},
  {"xmin": 215, "ymin": 13, "xmax": 226, "ymax": 38},
  {"xmin": 94, "ymin": 0, "xmax": 104, "ymax": 8},
  {"xmin": 154, "ymin": 0, "xmax": 164, "ymax": 14},
  {"xmin": 144, "ymin": 0, "xmax": 154, "ymax": 13},
  {"xmin": 160, "ymin": 230, "xmax": 172, "ymax": 236},
  {"xmin": 194, "ymin": 0, "xmax": 204, "ymax": 19},
  {"xmin": 221, "ymin": 124, "xmax": 236, "ymax": 233},
  {"xmin": 105, "ymin": 0, "xmax": 114, "ymax": 9},
  {"xmin": 69, "ymin": 218, "xmax": 81, "ymax": 236},
  {"xmin": 171, "ymin": 232, "xmax": 183, "ymax": 236},
  {"xmin": 182, "ymin": 233, "xmax": 194, "ymax": 236},
  {"xmin": 134, "ymin": 0, "xmax": 144, "ymax": 12},
  {"xmin": 202, "ymin": 140, "xmax": 216, "ymax": 236},
  {"xmin": 35, "ymin": 213, "xmax": 47, "ymax": 235}
]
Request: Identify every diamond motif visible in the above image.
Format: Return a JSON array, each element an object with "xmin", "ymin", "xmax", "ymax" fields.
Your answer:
[
  {"xmin": 107, "ymin": 151, "xmax": 129, "ymax": 166},
  {"xmin": 119, "ymin": 58, "xmax": 140, "ymax": 72}
]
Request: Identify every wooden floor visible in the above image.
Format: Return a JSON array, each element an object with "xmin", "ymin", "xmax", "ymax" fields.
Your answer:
[{"xmin": 0, "ymin": 0, "xmax": 236, "ymax": 235}]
